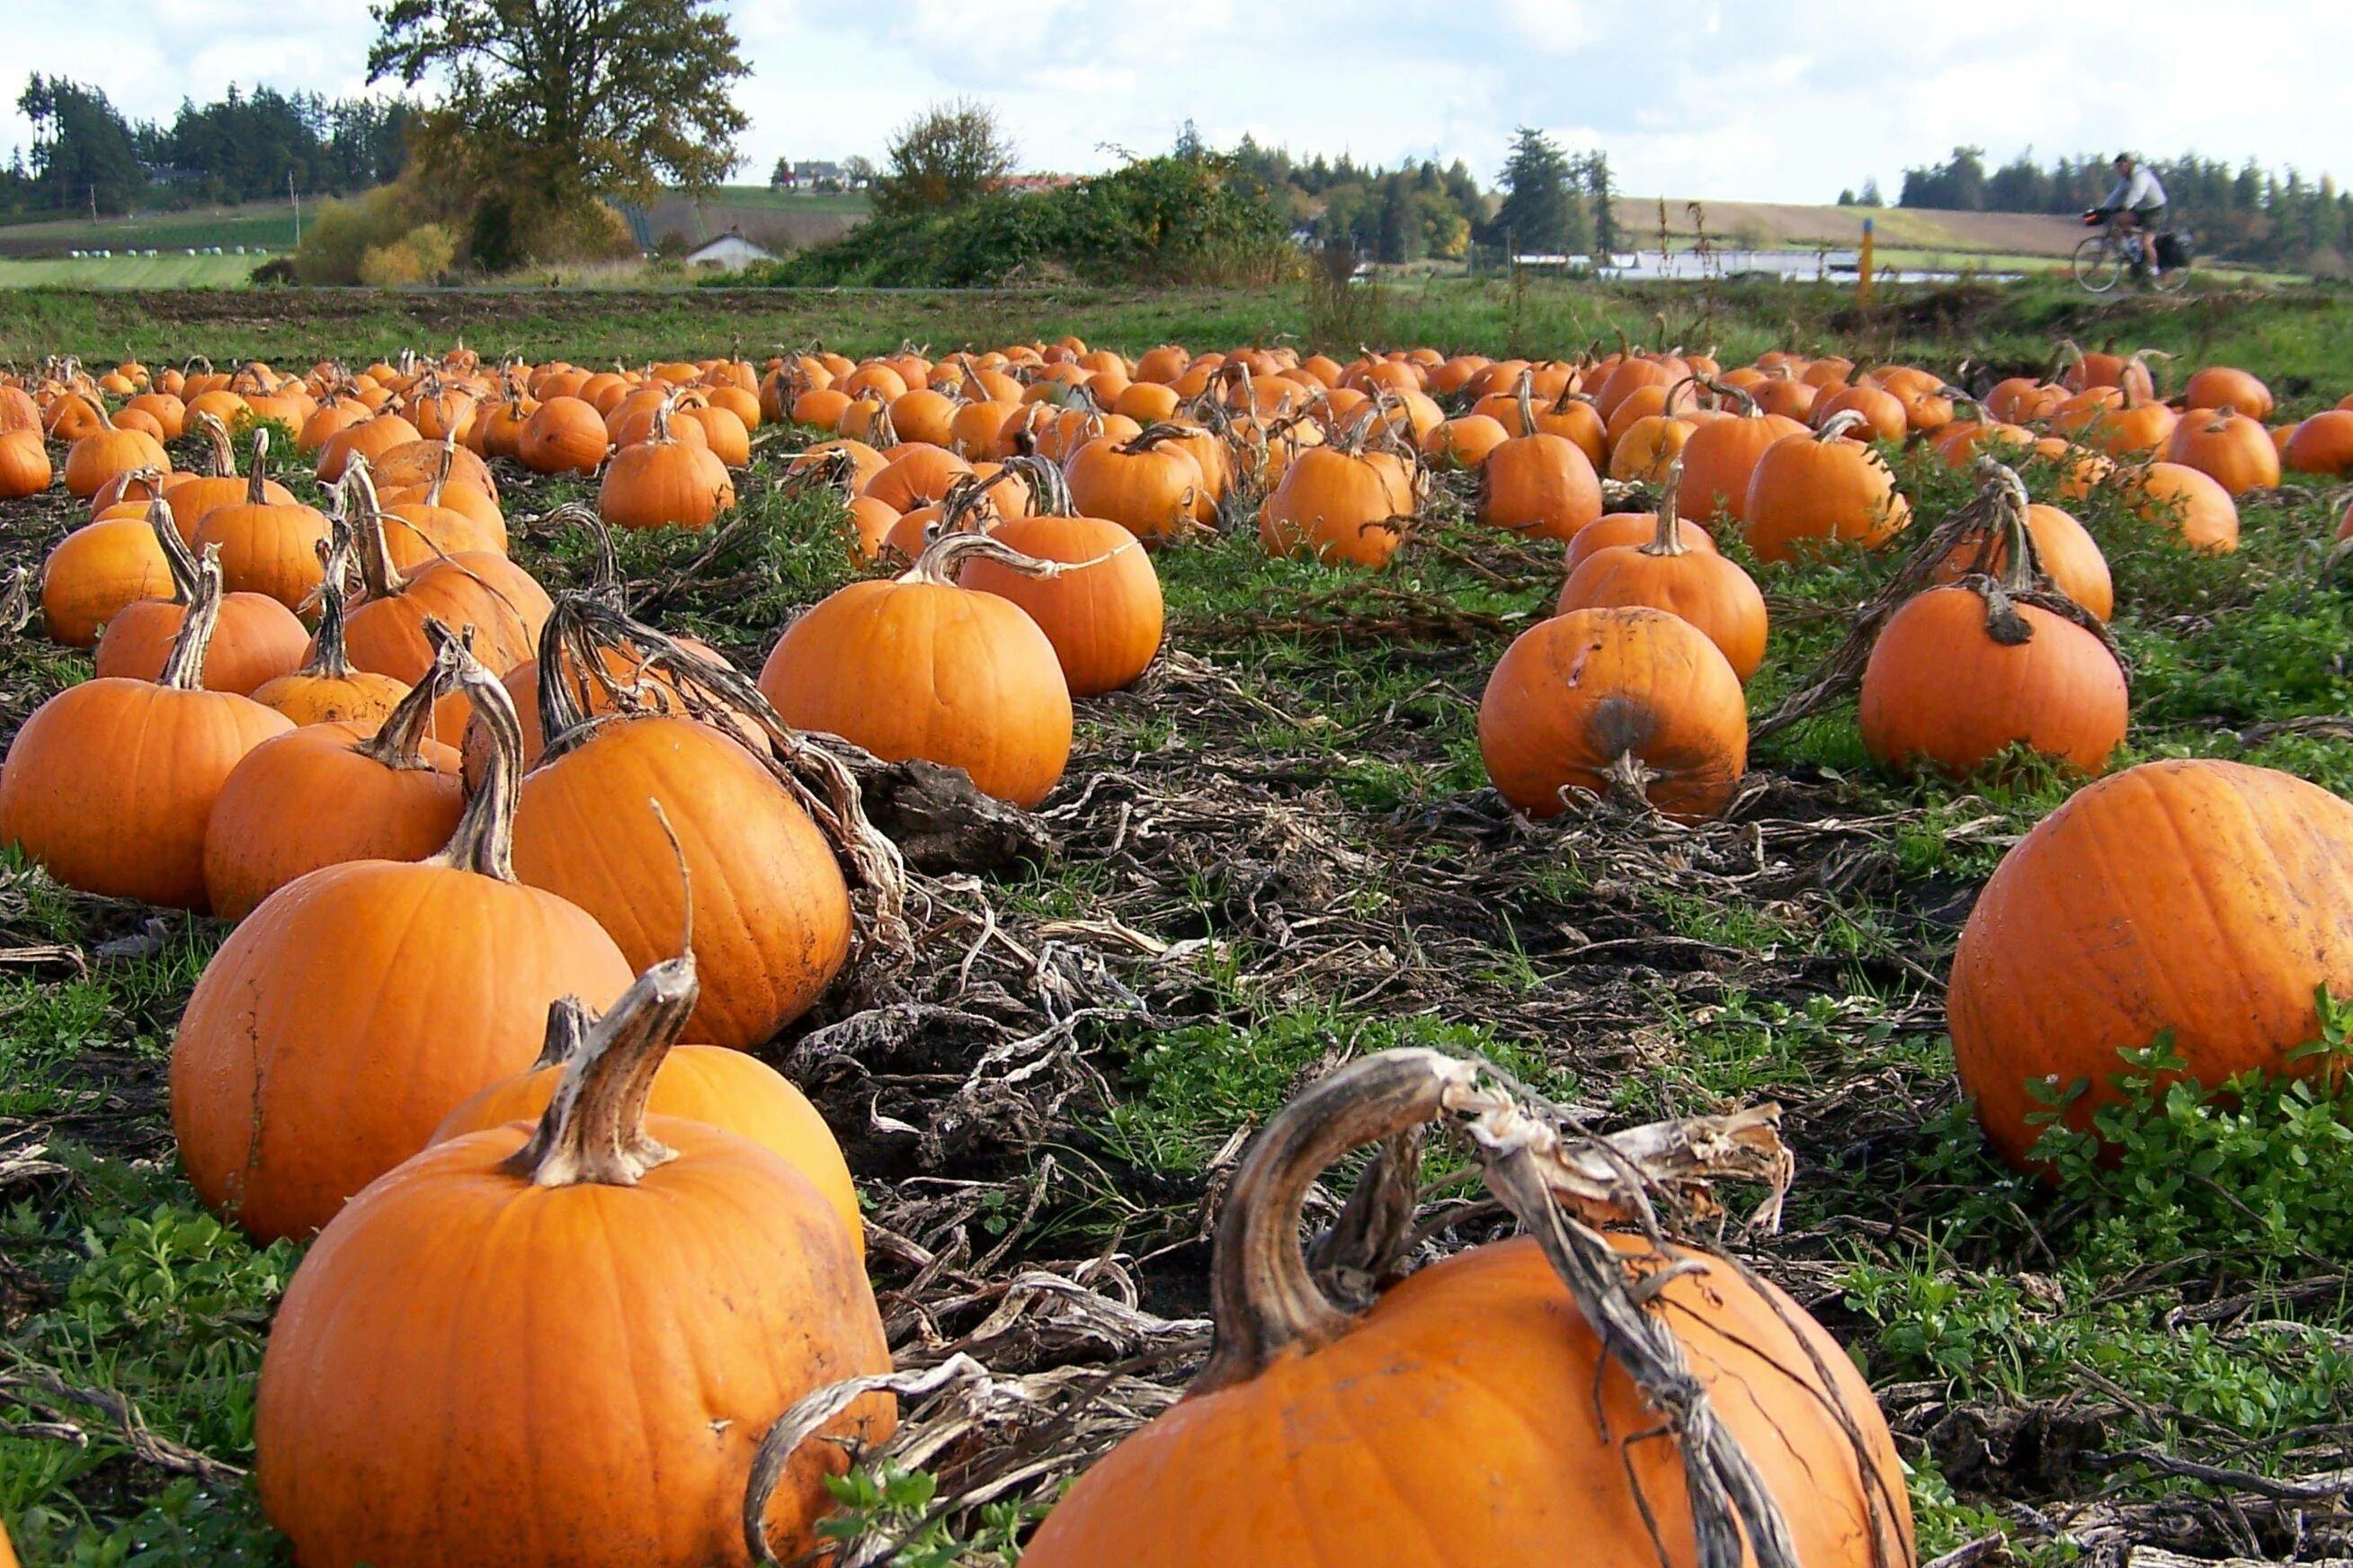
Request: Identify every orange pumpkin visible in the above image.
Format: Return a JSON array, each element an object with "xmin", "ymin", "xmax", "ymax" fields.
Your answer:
[
  {"xmin": 759, "ymin": 533, "xmax": 1074, "ymax": 807},
  {"xmin": 38, "ymin": 511, "xmax": 175, "ymax": 647},
  {"xmin": 194, "ymin": 432, "xmax": 332, "ymax": 612},
  {"xmin": 961, "ymin": 502, "xmax": 1164, "ymax": 697},
  {"xmin": 3, "ymin": 551, "xmax": 293, "ymax": 907},
  {"xmin": 2283, "ymin": 410, "xmax": 2353, "ymax": 477},
  {"xmin": 1064, "ymin": 425, "xmax": 1210, "ymax": 542},
  {"xmin": 1556, "ymin": 466, "xmax": 1768, "ymax": 682},
  {"xmin": 2127, "ymin": 462, "xmax": 2240, "ymax": 554},
  {"xmin": 2162, "ymin": 405, "xmax": 2280, "ymax": 495},
  {"xmin": 94, "ymin": 497, "xmax": 310, "ymax": 694},
  {"xmin": 1743, "ymin": 413, "xmax": 1912, "ymax": 563},
  {"xmin": 251, "ymin": 535, "xmax": 414, "ymax": 727},
  {"xmin": 1260, "ymin": 442, "xmax": 1413, "ymax": 568},
  {"xmin": 1479, "ymin": 605, "xmax": 1747, "ymax": 823},
  {"xmin": 1950, "ymin": 759, "xmax": 2353, "ymax": 1168},
  {"xmin": 1672, "ymin": 388, "xmax": 1806, "ymax": 525},
  {"xmin": 203, "ymin": 674, "xmax": 465, "ymax": 921},
  {"xmin": 599, "ymin": 401, "xmax": 735, "ymax": 530},
  {"xmin": 2183, "ymin": 365, "xmax": 2274, "ymax": 419}
]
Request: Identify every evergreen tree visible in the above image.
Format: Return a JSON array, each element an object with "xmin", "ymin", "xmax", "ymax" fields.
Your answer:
[{"xmin": 1492, "ymin": 126, "xmax": 1579, "ymax": 255}]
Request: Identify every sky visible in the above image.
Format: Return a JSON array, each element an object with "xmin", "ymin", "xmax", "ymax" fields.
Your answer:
[{"xmin": 5, "ymin": 1, "xmax": 2350, "ymax": 204}]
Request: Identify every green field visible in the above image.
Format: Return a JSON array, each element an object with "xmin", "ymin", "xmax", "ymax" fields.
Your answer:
[
  {"xmin": 6, "ymin": 278, "xmax": 2353, "ymax": 1565},
  {"xmin": 0, "ymin": 255, "xmax": 261, "ymax": 290},
  {"xmin": 0, "ymin": 202, "xmax": 299, "ymax": 260}
]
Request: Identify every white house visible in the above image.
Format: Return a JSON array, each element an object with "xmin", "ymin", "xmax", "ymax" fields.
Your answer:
[{"xmin": 682, "ymin": 229, "xmax": 777, "ymax": 270}]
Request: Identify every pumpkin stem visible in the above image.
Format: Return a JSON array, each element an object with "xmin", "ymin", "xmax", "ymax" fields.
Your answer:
[
  {"xmin": 142, "ymin": 487, "xmax": 200, "ymax": 604},
  {"xmin": 426, "ymin": 437, "xmax": 456, "ymax": 507},
  {"xmin": 353, "ymin": 648, "xmax": 455, "ymax": 771},
  {"xmin": 245, "ymin": 426, "xmax": 271, "ymax": 505},
  {"xmin": 1514, "ymin": 368, "xmax": 1537, "ymax": 436},
  {"xmin": 497, "ymin": 949, "xmax": 697, "ymax": 1189},
  {"xmin": 1814, "ymin": 409, "xmax": 1873, "ymax": 445},
  {"xmin": 1001, "ymin": 452, "xmax": 1070, "ymax": 517},
  {"xmin": 1705, "ymin": 378, "xmax": 1759, "ymax": 417},
  {"xmin": 531, "ymin": 996, "xmax": 598, "ymax": 1071},
  {"xmin": 426, "ymin": 625, "xmax": 524, "ymax": 881},
  {"xmin": 301, "ymin": 521, "xmax": 360, "ymax": 681},
  {"xmin": 1643, "ymin": 460, "xmax": 1689, "ymax": 556},
  {"xmin": 1197, "ymin": 1048, "xmax": 1805, "ymax": 1568},
  {"xmin": 195, "ymin": 411, "xmax": 236, "ymax": 479},
  {"xmin": 901, "ymin": 527, "xmax": 1112, "ymax": 588},
  {"xmin": 343, "ymin": 457, "xmax": 408, "ymax": 601},
  {"xmin": 157, "ymin": 546, "xmax": 226, "ymax": 691}
]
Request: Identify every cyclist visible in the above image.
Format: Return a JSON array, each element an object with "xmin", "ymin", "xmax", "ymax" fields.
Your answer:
[{"xmin": 2089, "ymin": 154, "xmax": 2169, "ymax": 280}]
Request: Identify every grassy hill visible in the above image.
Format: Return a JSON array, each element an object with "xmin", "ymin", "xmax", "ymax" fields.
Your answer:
[
  {"xmin": 0, "ymin": 200, "xmax": 299, "ymax": 259},
  {"xmin": 1622, "ymin": 197, "xmax": 2084, "ymax": 257}
]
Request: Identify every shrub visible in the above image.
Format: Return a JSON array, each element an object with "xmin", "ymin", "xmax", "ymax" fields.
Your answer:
[{"xmin": 357, "ymin": 223, "xmax": 457, "ymax": 287}]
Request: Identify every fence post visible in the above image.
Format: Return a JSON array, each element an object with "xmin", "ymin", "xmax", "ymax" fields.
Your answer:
[{"xmin": 1858, "ymin": 217, "xmax": 1875, "ymax": 307}]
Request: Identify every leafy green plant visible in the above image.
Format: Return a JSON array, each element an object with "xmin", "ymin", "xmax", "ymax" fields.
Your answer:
[{"xmin": 818, "ymin": 1462, "xmax": 1039, "ymax": 1568}]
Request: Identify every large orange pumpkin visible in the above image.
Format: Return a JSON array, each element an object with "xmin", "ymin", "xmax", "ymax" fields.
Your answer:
[
  {"xmin": 2126, "ymin": 461, "xmax": 2240, "ymax": 554},
  {"xmin": 1672, "ymin": 389, "xmax": 1805, "ymax": 525},
  {"xmin": 1743, "ymin": 413, "xmax": 1912, "ymax": 563},
  {"xmin": 3, "ymin": 552, "xmax": 293, "ymax": 907},
  {"xmin": 961, "ymin": 500, "xmax": 1164, "ymax": 697},
  {"xmin": 760, "ymin": 532, "xmax": 1074, "ymax": 807},
  {"xmin": 1950, "ymin": 759, "xmax": 2353, "ymax": 1168},
  {"xmin": 599, "ymin": 400, "xmax": 735, "ymax": 530},
  {"xmin": 1480, "ymin": 430, "xmax": 1602, "ymax": 541},
  {"xmin": 194, "ymin": 432, "xmax": 331, "ymax": 612},
  {"xmin": 254, "ymin": 949, "xmax": 892, "ymax": 1568},
  {"xmin": 38, "ymin": 511, "xmax": 175, "ymax": 647},
  {"xmin": 1022, "ymin": 1050, "xmax": 1911, "ymax": 1568},
  {"xmin": 170, "ymin": 637, "xmax": 635, "ymax": 1242},
  {"xmin": 1479, "ymin": 606, "xmax": 1747, "ymax": 823},
  {"xmin": 511, "ymin": 675, "xmax": 853, "ymax": 1053},
  {"xmin": 1260, "ymin": 442, "xmax": 1413, "ymax": 568},
  {"xmin": 1064, "ymin": 425, "xmax": 1210, "ymax": 542},
  {"xmin": 2282, "ymin": 410, "xmax": 2353, "ymax": 477}
]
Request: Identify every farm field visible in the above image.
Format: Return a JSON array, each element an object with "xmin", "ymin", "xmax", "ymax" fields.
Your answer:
[
  {"xmin": 0, "ymin": 203, "xmax": 299, "ymax": 261},
  {"xmin": 3, "ymin": 278, "xmax": 2353, "ymax": 1567},
  {"xmin": 0, "ymin": 256, "xmax": 261, "ymax": 291}
]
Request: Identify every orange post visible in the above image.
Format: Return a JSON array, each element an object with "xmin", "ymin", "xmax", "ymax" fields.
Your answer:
[{"xmin": 1858, "ymin": 218, "xmax": 1875, "ymax": 307}]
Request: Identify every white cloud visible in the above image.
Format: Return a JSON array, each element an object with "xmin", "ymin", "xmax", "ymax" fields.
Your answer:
[{"xmin": 1, "ymin": 1, "xmax": 2347, "ymax": 204}]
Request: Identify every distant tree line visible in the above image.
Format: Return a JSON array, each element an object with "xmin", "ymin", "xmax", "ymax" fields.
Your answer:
[
  {"xmin": 1214, "ymin": 124, "xmax": 1615, "ymax": 266},
  {"xmin": 2, "ymin": 75, "xmax": 412, "ymax": 218},
  {"xmin": 1885, "ymin": 146, "xmax": 2353, "ymax": 272}
]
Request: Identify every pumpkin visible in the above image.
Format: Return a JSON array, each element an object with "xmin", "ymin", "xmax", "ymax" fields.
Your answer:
[
  {"xmin": 171, "ymin": 635, "xmax": 636, "ymax": 1242},
  {"xmin": 2056, "ymin": 340, "xmax": 2154, "ymax": 398},
  {"xmin": 2162, "ymin": 405, "xmax": 2279, "ymax": 495},
  {"xmin": 254, "ymin": 945, "xmax": 892, "ymax": 1568},
  {"xmin": 1933, "ymin": 499, "xmax": 2113, "ymax": 623},
  {"xmin": 432, "ymin": 1009, "xmax": 860, "ymax": 1249},
  {"xmin": 379, "ymin": 441, "xmax": 510, "ymax": 566},
  {"xmin": 194, "ymin": 432, "xmax": 332, "ymax": 613},
  {"xmin": 1671, "ymin": 385, "xmax": 1805, "ymax": 526},
  {"xmin": 38, "ymin": 511, "xmax": 175, "ymax": 647},
  {"xmin": 251, "ymin": 533, "xmax": 413, "ymax": 726},
  {"xmin": 1479, "ymin": 605, "xmax": 1747, "ymax": 823},
  {"xmin": 316, "ymin": 412, "xmax": 423, "ymax": 483},
  {"xmin": 61, "ymin": 399, "xmax": 171, "ymax": 498},
  {"xmin": 2283, "ymin": 410, "xmax": 2353, "ymax": 477},
  {"xmin": 1556, "ymin": 465, "xmax": 1768, "ymax": 682},
  {"xmin": 1985, "ymin": 374, "xmax": 2064, "ymax": 425},
  {"xmin": 760, "ymin": 532, "xmax": 1074, "ymax": 808},
  {"xmin": 1480, "ymin": 430, "xmax": 1602, "ymax": 541},
  {"xmin": 1422, "ymin": 413, "xmax": 1511, "ymax": 470},
  {"xmin": 1022, "ymin": 1049, "xmax": 1909, "ymax": 1568},
  {"xmin": 1064, "ymin": 425, "xmax": 1210, "ymax": 542},
  {"xmin": 510, "ymin": 612, "xmax": 853, "ymax": 1052},
  {"xmin": 339, "ymin": 466, "xmax": 554, "ymax": 735},
  {"xmin": 1260, "ymin": 441, "xmax": 1413, "ymax": 568},
  {"xmin": 960, "ymin": 478, "xmax": 1164, "ymax": 697},
  {"xmin": 1562, "ymin": 506, "xmax": 1716, "ymax": 575},
  {"xmin": 203, "ymin": 671, "xmax": 465, "ymax": 921},
  {"xmin": 94, "ymin": 496, "xmax": 310, "ymax": 694},
  {"xmin": 2083, "ymin": 385, "xmax": 2178, "ymax": 459},
  {"xmin": 1861, "ymin": 470, "xmax": 2127, "ymax": 778},
  {"xmin": 0, "ymin": 427, "xmax": 49, "ymax": 499},
  {"xmin": 2127, "ymin": 461, "xmax": 2240, "ymax": 553},
  {"xmin": 517, "ymin": 394, "xmax": 610, "ymax": 474},
  {"xmin": 3, "ymin": 550, "xmax": 293, "ymax": 907},
  {"xmin": 2183, "ymin": 365, "xmax": 2274, "ymax": 419},
  {"xmin": 1950, "ymin": 758, "xmax": 2353, "ymax": 1168},
  {"xmin": 1743, "ymin": 412, "xmax": 1912, "ymax": 563},
  {"xmin": 1810, "ymin": 380, "xmax": 1907, "ymax": 444},
  {"xmin": 1605, "ymin": 413, "xmax": 1693, "ymax": 483},
  {"xmin": 159, "ymin": 413, "xmax": 295, "ymax": 539},
  {"xmin": 599, "ymin": 400, "xmax": 735, "ymax": 530}
]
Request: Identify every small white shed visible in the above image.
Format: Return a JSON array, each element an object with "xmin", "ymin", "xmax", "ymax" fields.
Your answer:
[{"xmin": 683, "ymin": 229, "xmax": 777, "ymax": 269}]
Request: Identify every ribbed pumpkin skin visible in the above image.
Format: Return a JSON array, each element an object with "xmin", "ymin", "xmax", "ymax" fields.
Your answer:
[
  {"xmin": 1555, "ymin": 546, "xmax": 1768, "ymax": 682},
  {"xmin": 1, "ymin": 680, "xmax": 292, "ymax": 908},
  {"xmin": 170, "ymin": 862, "xmax": 633, "ymax": 1241},
  {"xmin": 1479, "ymin": 432, "xmax": 1602, "ymax": 540},
  {"xmin": 341, "ymin": 554, "xmax": 552, "ymax": 735},
  {"xmin": 1064, "ymin": 439, "xmax": 1206, "ymax": 542},
  {"xmin": 511, "ymin": 719, "xmax": 852, "ymax": 1051},
  {"xmin": 94, "ymin": 592, "xmax": 310, "ymax": 694},
  {"xmin": 1563, "ymin": 512, "xmax": 1716, "ymax": 574},
  {"xmin": 1949, "ymin": 759, "xmax": 2353, "ymax": 1168},
  {"xmin": 40, "ymin": 518, "xmax": 174, "ymax": 646},
  {"xmin": 194, "ymin": 499, "xmax": 331, "ymax": 613},
  {"xmin": 1259, "ymin": 447, "xmax": 1410, "ymax": 567},
  {"xmin": 254, "ymin": 1118, "xmax": 893, "ymax": 1568},
  {"xmin": 252, "ymin": 668, "xmax": 412, "ymax": 728},
  {"xmin": 599, "ymin": 441, "xmax": 735, "ymax": 530},
  {"xmin": 1022, "ymin": 1235, "xmax": 1911, "ymax": 1568},
  {"xmin": 2129, "ymin": 461, "xmax": 2241, "ymax": 554},
  {"xmin": 516, "ymin": 396, "xmax": 608, "ymax": 474},
  {"xmin": 1859, "ymin": 589, "xmax": 2127, "ymax": 778},
  {"xmin": 431, "ymin": 1045, "xmax": 861, "ymax": 1246},
  {"xmin": 1932, "ymin": 503, "xmax": 2114, "ymax": 623},
  {"xmin": 1743, "ymin": 432, "xmax": 1912, "ymax": 563},
  {"xmin": 960, "ymin": 514, "xmax": 1164, "ymax": 696},
  {"xmin": 1478, "ymin": 607, "xmax": 1746, "ymax": 823},
  {"xmin": 202, "ymin": 726, "xmax": 464, "ymax": 922},
  {"xmin": 759, "ymin": 580, "xmax": 1073, "ymax": 808},
  {"xmin": 0, "ymin": 428, "xmax": 52, "ymax": 499}
]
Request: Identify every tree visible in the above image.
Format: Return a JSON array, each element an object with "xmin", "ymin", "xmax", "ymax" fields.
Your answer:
[
  {"xmin": 874, "ymin": 99, "xmax": 1017, "ymax": 217},
  {"xmin": 1858, "ymin": 178, "xmax": 1884, "ymax": 208},
  {"xmin": 18, "ymin": 76, "xmax": 146, "ymax": 215},
  {"xmin": 1837, "ymin": 189, "xmax": 1856, "ymax": 206},
  {"xmin": 1492, "ymin": 127, "xmax": 1582, "ymax": 256},
  {"xmin": 1580, "ymin": 149, "xmax": 1618, "ymax": 257},
  {"xmin": 841, "ymin": 155, "xmax": 876, "ymax": 189},
  {"xmin": 369, "ymin": 0, "xmax": 749, "ymax": 263},
  {"xmin": 770, "ymin": 155, "xmax": 793, "ymax": 188}
]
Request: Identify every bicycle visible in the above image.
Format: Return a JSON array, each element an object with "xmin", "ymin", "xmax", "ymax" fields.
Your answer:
[{"xmin": 2072, "ymin": 214, "xmax": 2189, "ymax": 295}]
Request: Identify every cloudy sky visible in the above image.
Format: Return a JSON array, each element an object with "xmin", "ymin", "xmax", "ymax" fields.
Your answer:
[{"xmin": 6, "ymin": 1, "xmax": 2349, "ymax": 203}]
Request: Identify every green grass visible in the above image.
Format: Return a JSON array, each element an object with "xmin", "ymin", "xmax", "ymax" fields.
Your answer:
[
  {"xmin": 0, "ymin": 202, "xmax": 299, "ymax": 259},
  {"xmin": 0, "ymin": 257, "xmax": 261, "ymax": 290}
]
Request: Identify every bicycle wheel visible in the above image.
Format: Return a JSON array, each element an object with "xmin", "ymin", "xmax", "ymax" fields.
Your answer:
[
  {"xmin": 2152, "ymin": 262, "xmax": 2191, "ymax": 296},
  {"xmin": 2072, "ymin": 235, "xmax": 2122, "ymax": 293}
]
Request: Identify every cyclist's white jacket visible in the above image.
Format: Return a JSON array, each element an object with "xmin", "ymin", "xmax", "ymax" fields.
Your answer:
[{"xmin": 2104, "ymin": 167, "xmax": 2167, "ymax": 211}]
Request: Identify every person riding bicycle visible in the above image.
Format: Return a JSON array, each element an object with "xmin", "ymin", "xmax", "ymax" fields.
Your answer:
[{"xmin": 2087, "ymin": 154, "xmax": 2169, "ymax": 279}]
